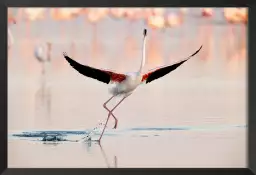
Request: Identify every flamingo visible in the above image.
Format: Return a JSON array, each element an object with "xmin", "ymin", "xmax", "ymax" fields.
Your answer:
[
  {"xmin": 62, "ymin": 29, "xmax": 203, "ymax": 142},
  {"xmin": 8, "ymin": 10, "xmax": 16, "ymax": 50},
  {"xmin": 87, "ymin": 8, "xmax": 108, "ymax": 36},
  {"xmin": 224, "ymin": 8, "xmax": 243, "ymax": 24},
  {"xmin": 239, "ymin": 8, "xmax": 248, "ymax": 24},
  {"xmin": 87, "ymin": 8, "xmax": 108, "ymax": 24},
  {"xmin": 151, "ymin": 8, "xmax": 166, "ymax": 16},
  {"xmin": 109, "ymin": 8, "xmax": 126, "ymax": 19},
  {"xmin": 146, "ymin": 14, "xmax": 166, "ymax": 30},
  {"xmin": 201, "ymin": 8, "xmax": 213, "ymax": 17},
  {"xmin": 180, "ymin": 8, "xmax": 188, "ymax": 14},
  {"xmin": 34, "ymin": 42, "xmax": 52, "ymax": 74},
  {"xmin": 23, "ymin": 8, "xmax": 46, "ymax": 38},
  {"xmin": 165, "ymin": 12, "xmax": 183, "ymax": 28},
  {"xmin": 235, "ymin": 8, "xmax": 248, "ymax": 24}
]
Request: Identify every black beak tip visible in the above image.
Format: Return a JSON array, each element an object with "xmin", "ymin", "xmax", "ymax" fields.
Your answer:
[{"xmin": 144, "ymin": 29, "xmax": 147, "ymax": 36}]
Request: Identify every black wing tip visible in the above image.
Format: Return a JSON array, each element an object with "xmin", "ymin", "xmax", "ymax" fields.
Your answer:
[
  {"xmin": 63, "ymin": 52, "xmax": 70, "ymax": 60},
  {"xmin": 191, "ymin": 45, "xmax": 203, "ymax": 57},
  {"xmin": 63, "ymin": 52, "xmax": 67, "ymax": 57},
  {"xmin": 145, "ymin": 45, "xmax": 203, "ymax": 84},
  {"xmin": 198, "ymin": 45, "xmax": 203, "ymax": 51},
  {"xmin": 144, "ymin": 29, "xmax": 147, "ymax": 36}
]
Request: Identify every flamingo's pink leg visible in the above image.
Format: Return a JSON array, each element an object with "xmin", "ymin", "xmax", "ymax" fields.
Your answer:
[
  {"xmin": 99, "ymin": 96, "xmax": 127, "ymax": 142},
  {"xmin": 103, "ymin": 95, "xmax": 118, "ymax": 129}
]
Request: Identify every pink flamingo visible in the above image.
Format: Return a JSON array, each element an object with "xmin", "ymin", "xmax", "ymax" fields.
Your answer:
[
  {"xmin": 237, "ymin": 8, "xmax": 248, "ymax": 24},
  {"xmin": 23, "ymin": 8, "xmax": 46, "ymax": 39},
  {"xmin": 123, "ymin": 8, "xmax": 142, "ymax": 31},
  {"xmin": 34, "ymin": 42, "xmax": 52, "ymax": 74},
  {"xmin": 201, "ymin": 8, "xmax": 213, "ymax": 17},
  {"xmin": 109, "ymin": 8, "xmax": 126, "ymax": 19},
  {"xmin": 165, "ymin": 12, "xmax": 183, "ymax": 28},
  {"xmin": 51, "ymin": 8, "xmax": 81, "ymax": 38},
  {"xmin": 180, "ymin": 8, "xmax": 188, "ymax": 14},
  {"xmin": 223, "ymin": 8, "xmax": 247, "ymax": 24},
  {"xmin": 62, "ymin": 29, "xmax": 202, "ymax": 142},
  {"xmin": 8, "ymin": 10, "xmax": 16, "ymax": 50},
  {"xmin": 151, "ymin": 8, "xmax": 166, "ymax": 16},
  {"xmin": 87, "ymin": 8, "xmax": 109, "ymax": 33},
  {"xmin": 87, "ymin": 8, "xmax": 108, "ymax": 24},
  {"xmin": 146, "ymin": 14, "xmax": 166, "ymax": 30}
]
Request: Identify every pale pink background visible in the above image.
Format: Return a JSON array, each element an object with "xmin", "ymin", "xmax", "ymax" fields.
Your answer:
[{"xmin": 8, "ymin": 8, "xmax": 247, "ymax": 168}]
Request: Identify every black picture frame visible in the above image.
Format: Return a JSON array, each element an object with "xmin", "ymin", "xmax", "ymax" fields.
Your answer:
[{"xmin": 1, "ymin": 1, "xmax": 254, "ymax": 175}]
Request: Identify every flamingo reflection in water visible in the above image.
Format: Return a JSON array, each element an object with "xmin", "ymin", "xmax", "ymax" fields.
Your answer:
[
  {"xmin": 83, "ymin": 141, "xmax": 118, "ymax": 168},
  {"xmin": 41, "ymin": 140, "xmax": 118, "ymax": 168},
  {"xmin": 34, "ymin": 71, "xmax": 52, "ymax": 128},
  {"xmin": 34, "ymin": 42, "xmax": 52, "ymax": 128},
  {"xmin": 99, "ymin": 143, "xmax": 118, "ymax": 168}
]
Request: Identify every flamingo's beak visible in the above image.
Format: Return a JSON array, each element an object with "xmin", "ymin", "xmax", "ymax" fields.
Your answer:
[{"xmin": 144, "ymin": 29, "xmax": 147, "ymax": 36}]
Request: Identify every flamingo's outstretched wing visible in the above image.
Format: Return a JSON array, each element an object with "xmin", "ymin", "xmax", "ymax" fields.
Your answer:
[
  {"xmin": 63, "ymin": 52, "xmax": 126, "ymax": 84},
  {"xmin": 142, "ymin": 45, "xmax": 203, "ymax": 84}
]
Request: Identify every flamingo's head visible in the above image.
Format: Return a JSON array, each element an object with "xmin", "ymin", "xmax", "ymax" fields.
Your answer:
[
  {"xmin": 144, "ymin": 28, "xmax": 147, "ymax": 36},
  {"xmin": 34, "ymin": 45, "xmax": 46, "ymax": 62}
]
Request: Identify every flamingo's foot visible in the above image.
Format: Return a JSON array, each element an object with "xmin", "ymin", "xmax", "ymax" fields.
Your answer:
[{"xmin": 113, "ymin": 121, "xmax": 118, "ymax": 129}]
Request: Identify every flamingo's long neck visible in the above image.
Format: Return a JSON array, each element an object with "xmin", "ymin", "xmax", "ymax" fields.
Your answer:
[{"xmin": 138, "ymin": 29, "xmax": 147, "ymax": 75}]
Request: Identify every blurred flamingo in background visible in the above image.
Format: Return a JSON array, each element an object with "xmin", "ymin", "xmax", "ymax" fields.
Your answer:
[
  {"xmin": 56, "ymin": 8, "xmax": 82, "ymax": 19},
  {"xmin": 224, "ymin": 8, "xmax": 239, "ymax": 23},
  {"xmin": 227, "ymin": 25, "xmax": 237, "ymax": 59},
  {"xmin": 23, "ymin": 8, "xmax": 46, "ymax": 38},
  {"xmin": 87, "ymin": 8, "xmax": 108, "ymax": 58},
  {"xmin": 109, "ymin": 8, "xmax": 126, "ymax": 19},
  {"xmin": 146, "ymin": 13, "xmax": 165, "ymax": 30},
  {"xmin": 197, "ymin": 24, "xmax": 213, "ymax": 61},
  {"xmin": 180, "ymin": 8, "xmax": 188, "ymax": 15},
  {"xmin": 51, "ymin": 8, "xmax": 81, "ymax": 39},
  {"xmin": 8, "ymin": 9, "xmax": 16, "ymax": 50},
  {"xmin": 165, "ymin": 12, "xmax": 183, "ymax": 28},
  {"xmin": 24, "ymin": 8, "xmax": 46, "ymax": 21},
  {"xmin": 87, "ymin": 8, "xmax": 108, "ymax": 24},
  {"xmin": 20, "ymin": 8, "xmax": 47, "ymax": 64},
  {"xmin": 90, "ymin": 24, "xmax": 102, "ymax": 65},
  {"xmin": 223, "ymin": 8, "xmax": 247, "ymax": 24},
  {"xmin": 201, "ymin": 8, "xmax": 213, "ymax": 17},
  {"xmin": 133, "ymin": 8, "xmax": 145, "ymax": 20},
  {"xmin": 58, "ymin": 8, "xmax": 82, "ymax": 46},
  {"xmin": 123, "ymin": 8, "xmax": 142, "ymax": 31},
  {"xmin": 236, "ymin": 8, "xmax": 248, "ymax": 24},
  {"xmin": 8, "ymin": 9, "xmax": 17, "ymax": 24},
  {"xmin": 142, "ymin": 8, "xmax": 153, "ymax": 19},
  {"xmin": 151, "ymin": 8, "xmax": 166, "ymax": 16},
  {"xmin": 124, "ymin": 8, "xmax": 136, "ymax": 20},
  {"xmin": 225, "ymin": 27, "xmax": 243, "ymax": 75},
  {"xmin": 87, "ymin": 8, "xmax": 109, "ymax": 32},
  {"xmin": 80, "ymin": 8, "xmax": 88, "ymax": 15},
  {"xmin": 124, "ymin": 28, "xmax": 138, "ymax": 62},
  {"xmin": 147, "ymin": 28, "xmax": 164, "ymax": 69},
  {"xmin": 237, "ymin": 8, "xmax": 247, "ymax": 24},
  {"xmin": 34, "ymin": 42, "xmax": 52, "ymax": 74}
]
